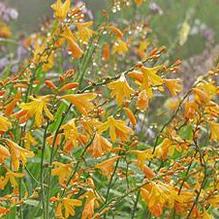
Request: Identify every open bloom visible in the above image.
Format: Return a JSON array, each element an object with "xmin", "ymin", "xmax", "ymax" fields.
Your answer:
[
  {"xmin": 0, "ymin": 145, "xmax": 10, "ymax": 164},
  {"xmin": 76, "ymin": 21, "xmax": 95, "ymax": 43},
  {"xmin": 87, "ymin": 133, "xmax": 112, "ymax": 158},
  {"xmin": 62, "ymin": 27, "xmax": 83, "ymax": 59},
  {"xmin": 108, "ymin": 74, "xmax": 134, "ymax": 106},
  {"xmin": 112, "ymin": 39, "xmax": 128, "ymax": 55},
  {"xmin": 98, "ymin": 116, "xmax": 134, "ymax": 142},
  {"xmin": 62, "ymin": 93, "xmax": 97, "ymax": 115},
  {"xmin": 51, "ymin": 0, "xmax": 70, "ymax": 20},
  {"xmin": 55, "ymin": 196, "xmax": 82, "ymax": 218},
  {"xmin": 51, "ymin": 162, "xmax": 72, "ymax": 185},
  {"xmin": 4, "ymin": 139, "xmax": 34, "ymax": 171},
  {"xmin": 95, "ymin": 156, "xmax": 120, "ymax": 176},
  {"xmin": 0, "ymin": 169, "xmax": 25, "ymax": 189},
  {"xmin": 18, "ymin": 95, "xmax": 54, "ymax": 128},
  {"xmin": 163, "ymin": 79, "xmax": 182, "ymax": 96},
  {"xmin": 0, "ymin": 115, "xmax": 11, "ymax": 133},
  {"xmin": 209, "ymin": 121, "xmax": 219, "ymax": 142}
]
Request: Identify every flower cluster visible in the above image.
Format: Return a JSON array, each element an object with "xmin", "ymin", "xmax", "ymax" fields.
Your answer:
[{"xmin": 0, "ymin": 0, "xmax": 218, "ymax": 219}]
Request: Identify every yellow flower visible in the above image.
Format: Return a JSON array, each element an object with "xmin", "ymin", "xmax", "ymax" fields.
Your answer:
[
  {"xmin": 62, "ymin": 93, "xmax": 97, "ymax": 115},
  {"xmin": 61, "ymin": 119, "xmax": 79, "ymax": 145},
  {"xmin": 98, "ymin": 116, "xmax": 133, "ymax": 142},
  {"xmin": 32, "ymin": 40, "xmax": 55, "ymax": 71},
  {"xmin": 19, "ymin": 95, "xmax": 54, "ymax": 128},
  {"xmin": 51, "ymin": 162, "xmax": 72, "ymax": 185},
  {"xmin": 129, "ymin": 66, "xmax": 163, "ymax": 95},
  {"xmin": 81, "ymin": 198, "xmax": 95, "ymax": 219},
  {"xmin": 4, "ymin": 139, "xmax": 34, "ymax": 171},
  {"xmin": 62, "ymin": 27, "xmax": 83, "ymax": 59},
  {"xmin": 55, "ymin": 196, "xmax": 82, "ymax": 218},
  {"xmin": 76, "ymin": 21, "xmax": 95, "ymax": 43},
  {"xmin": 108, "ymin": 74, "xmax": 134, "ymax": 106},
  {"xmin": 0, "ymin": 22, "xmax": 12, "ymax": 38},
  {"xmin": 87, "ymin": 133, "xmax": 112, "ymax": 158},
  {"xmin": 0, "ymin": 115, "xmax": 11, "ymax": 133},
  {"xmin": 154, "ymin": 138, "xmax": 173, "ymax": 160},
  {"xmin": 112, "ymin": 39, "xmax": 128, "ymax": 55},
  {"xmin": 163, "ymin": 79, "xmax": 182, "ymax": 96},
  {"xmin": 192, "ymin": 87, "xmax": 210, "ymax": 104},
  {"xmin": 0, "ymin": 145, "xmax": 10, "ymax": 164},
  {"xmin": 0, "ymin": 169, "xmax": 25, "ymax": 189},
  {"xmin": 51, "ymin": 0, "xmax": 70, "ymax": 20},
  {"xmin": 95, "ymin": 156, "xmax": 120, "ymax": 176},
  {"xmin": 140, "ymin": 66, "xmax": 163, "ymax": 91},
  {"xmin": 209, "ymin": 121, "xmax": 219, "ymax": 142},
  {"xmin": 141, "ymin": 181, "xmax": 177, "ymax": 217},
  {"xmin": 24, "ymin": 132, "xmax": 37, "ymax": 149},
  {"xmin": 130, "ymin": 149, "xmax": 154, "ymax": 166}
]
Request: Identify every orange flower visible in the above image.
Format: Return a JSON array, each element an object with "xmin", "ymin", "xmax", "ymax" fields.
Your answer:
[
  {"xmin": 124, "ymin": 107, "xmax": 137, "ymax": 126},
  {"xmin": 0, "ymin": 115, "xmax": 11, "ymax": 133},
  {"xmin": 51, "ymin": 162, "xmax": 72, "ymax": 185},
  {"xmin": 61, "ymin": 93, "xmax": 97, "ymax": 115},
  {"xmin": 4, "ymin": 92, "xmax": 21, "ymax": 116},
  {"xmin": 51, "ymin": 0, "xmax": 70, "ymax": 20},
  {"xmin": 0, "ymin": 169, "xmax": 25, "ymax": 189},
  {"xmin": 55, "ymin": 196, "xmax": 82, "ymax": 218},
  {"xmin": 4, "ymin": 139, "xmax": 34, "ymax": 171},
  {"xmin": 141, "ymin": 181, "xmax": 177, "ymax": 217},
  {"xmin": 98, "ymin": 116, "xmax": 133, "ymax": 142},
  {"xmin": 0, "ymin": 206, "xmax": 9, "ymax": 217},
  {"xmin": 87, "ymin": 133, "xmax": 112, "ymax": 158},
  {"xmin": 163, "ymin": 79, "xmax": 182, "ymax": 96},
  {"xmin": 102, "ymin": 43, "xmax": 110, "ymax": 61},
  {"xmin": 19, "ymin": 95, "xmax": 54, "ymax": 128},
  {"xmin": 184, "ymin": 101, "xmax": 198, "ymax": 120},
  {"xmin": 108, "ymin": 74, "xmax": 134, "ymax": 106},
  {"xmin": 0, "ymin": 145, "xmax": 10, "ymax": 164},
  {"xmin": 62, "ymin": 27, "xmax": 83, "ymax": 59},
  {"xmin": 136, "ymin": 90, "xmax": 150, "ymax": 110},
  {"xmin": 95, "ymin": 156, "xmax": 120, "ymax": 176},
  {"xmin": 135, "ymin": 0, "xmax": 143, "ymax": 6}
]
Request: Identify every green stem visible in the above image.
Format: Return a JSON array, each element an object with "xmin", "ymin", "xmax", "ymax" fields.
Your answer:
[{"xmin": 40, "ymin": 122, "xmax": 49, "ymax": 219}]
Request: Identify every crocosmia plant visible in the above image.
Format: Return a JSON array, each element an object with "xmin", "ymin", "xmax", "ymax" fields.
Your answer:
[{"xmin": 0, "ymin": 0, "xmax": 218, "ymax": 219}]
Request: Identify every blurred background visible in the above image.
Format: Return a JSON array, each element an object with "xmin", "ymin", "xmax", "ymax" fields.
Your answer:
[{"xmin": 1, "ymin": 0, "xmax": 219, "ymax": 84}]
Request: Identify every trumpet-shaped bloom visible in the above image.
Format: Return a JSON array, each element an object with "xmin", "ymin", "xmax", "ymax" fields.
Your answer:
[
  {"xmin": 164, "ymin": 79, "xmax": 182, "ymax": 96},
  {"xmin": 0, "ymin": 115, "xmax": 11, "ymax": 132},
  {"xmin": 62, "ymin": 27, "xmax": 83, "ymax": 59},
  {"xmin": 95, "ymin": 156, "xmax": 120, "ymax": 176},
  {"xmin": 76, "ymin": 21, "xmax": 95, "ymax": 43},
  {"xmin": 112, "ymin": 39, "xmax": 128, "ymax": 55},
  {"xmin": 55, "ymin": 196, "xmax": 82, "ymax": 218},
  {"xmin": 19, "ymin": 95, "xmax": 54, "ymax": 128},
  {"xmin": 24, "ymin": 132, "xmax": 37, "ymax": 149},
  {"xmin": 51, "ymin": 162, "xmax": 72, "ymax": 185},
  {"xmin": 62, "ymin": 93, "xmax": 97, "ymax": 115},
  {"xmin": 98, "ymin": 116, "xmax": 133, "ymax": 142},
  {"xmin": 0, "ymin": 145, "xmax": 10, "ymax": 164},
  {"xmin": 87, "ymin": 133, "xmax": 112, "ymax": 158},
  {"xmin": 4, "ymin": 139, "xmax": 34, "ymax": 171},
  {"xmin": 0, "ymin": 169, "xmax": 25, "ymax": 189},
  {"xmin": 209, "ymin": 121, "xmax": 219, "ymax": 142},
  {"xmin": 51, "ymin": 0, "xmax": 70, "ymax": 20},
  {"xmin": 108, "ymin": 74, "xmax": 134, "ymax": 106}
]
